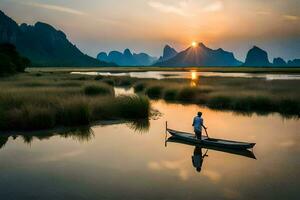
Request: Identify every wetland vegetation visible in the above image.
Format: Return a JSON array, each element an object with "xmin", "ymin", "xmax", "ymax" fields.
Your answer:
[
  {"xmin": 132, "ymin": 77, "xmax": 300, "ymax": 117},
  {"xmin": 0, "ymin": 68, "xmax": 299, "ymax": 132},
  {"xmin": 0, "ymin": 72, "xmax": 150, "ymax": 131}
]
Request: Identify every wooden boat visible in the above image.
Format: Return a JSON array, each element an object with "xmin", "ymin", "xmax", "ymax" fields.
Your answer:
[
  {"xmin": 167, "ymin": 128, "xmax": 255, "ymax": 150},
  {"xmin": 166, "ymin": 136, "xmax": 256, "ymax": 159}
]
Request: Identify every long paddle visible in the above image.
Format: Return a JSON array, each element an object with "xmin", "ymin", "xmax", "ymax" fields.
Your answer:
[{"xmin": 204, "ymin": 127, "xmax": 209, "ymax": 138}]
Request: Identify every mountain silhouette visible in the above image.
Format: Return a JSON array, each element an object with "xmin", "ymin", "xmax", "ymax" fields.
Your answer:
[
  {"xmin": 158, "ymin": 45, "xmax": 178, "ymax": 62},
  {"xmin": 97, "ymin": 49, "xmax": 157, "ymax": 66},
  {"xmin": 0, "ymin": 10, "xmax": 112, "ymax": 67},
  {"xmin": 287, "ymin": 59, "xmax": 300, "ymax": 67},
  {"xmin": 154, "ymin": 43, "xmax": 242, "ymax": 67},
  {"xmin": 273, "ymin": 57, "xmax": 286, "ymax": 66},
  {"xmin": 245, "ymin": 48, "xmax": 300, "ymax": 67},
  {"xmin": 244, "ymin": 46, "xmax": 271, "ymax": 66}
]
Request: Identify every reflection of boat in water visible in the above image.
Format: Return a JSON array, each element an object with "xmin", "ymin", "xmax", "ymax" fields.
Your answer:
[
  {"xmin": 166, "ymin": 136, "xmax": 256, "ymax": 159},
  {"xmin": 167, "ymin": 128, "xmax": 256, "ymax": 150}
]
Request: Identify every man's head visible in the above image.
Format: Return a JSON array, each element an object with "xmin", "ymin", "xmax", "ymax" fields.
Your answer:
[
  {"xmin": 196, "ymin": 167, "xmax": 202, "ymax": 172},
  {"xmin": 197, "ymin": 112, "xmax": 202, "ymax": 117}
]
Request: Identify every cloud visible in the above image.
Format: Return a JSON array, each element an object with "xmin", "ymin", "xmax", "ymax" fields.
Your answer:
[
  {"xmin": 147, "ymin": 0, "xmax": 224, "ymax": 16},
  {"xmin": 202, "ymin": 1, "xmax": 223, "ymax": 12},
  {"xmin": 148, "ymin": 1, "xmax": 190, "ymax": 16},
  {"xmin": 202, "ymin": 169, "xmax": 221, "ymax": 183},
  {"xmin": 23, "ymin": 2, "xmax": 86, "ymax": 16},
  {"xmin": 37, "ymin": 150, "xmax": 84, "ymax": 163},
  {"xmin": 147, "ymin": 159, "xmax": 190, "ymax": 181},
  {"xmin": 278, "ymin": 140, "xmax": 296, "ymax": 148},
  {"xmin": 283, "ymin": 15, "xmax": 299, "ymax": 21},
  {"xmin": 148, "ymin": 161, "xmax": 162, "ymax": 170},
  {"xmin": 256, "ymin": 11, "xmax": 271, "ymax": 16}
]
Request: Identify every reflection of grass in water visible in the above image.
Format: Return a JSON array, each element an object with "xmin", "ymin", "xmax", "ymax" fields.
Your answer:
[
  {"xmin": 127, "ymin": 119, "xmax": 150, "ymax": 134},
  {"xmin": 1, "ymin": 126, "xmax": 95, "ymax": 146},
  {"xmin": 59, "ymin": 127, "xmax": 94, "ymax": 142},
  {"xmin": 0, "ymin": 136, "xmax": 8, "ymax": 149},
  {"xmin": 0, "ymin": 119, "xmax": 152, "ymax": 149}
]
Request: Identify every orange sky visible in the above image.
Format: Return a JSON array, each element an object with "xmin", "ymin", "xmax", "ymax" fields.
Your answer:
[{"xmin": 1, "ymin": 0, "xmax": 300, "ymax": 60}]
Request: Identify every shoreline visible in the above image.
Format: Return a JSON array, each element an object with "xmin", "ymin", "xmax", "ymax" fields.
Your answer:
[{"xmin": 27, "ymin": 66, "xmax": 300, "ymax": 74}]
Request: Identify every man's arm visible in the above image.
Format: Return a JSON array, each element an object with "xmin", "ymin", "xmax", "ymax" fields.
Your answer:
[
  {"xmin": 192, "ymin": 117, "xmax": 195, "ymax": 126},
  {"xmin": 201, "ymin": 119, "xmax": 207, "ymax": 129}
]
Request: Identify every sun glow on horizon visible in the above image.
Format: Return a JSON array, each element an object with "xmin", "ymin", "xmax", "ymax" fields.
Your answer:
[{"xmin": 191, "ymin": 41, "xmax": 197, "ymax": 47}]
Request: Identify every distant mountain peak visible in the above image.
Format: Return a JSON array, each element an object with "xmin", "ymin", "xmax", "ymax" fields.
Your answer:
[
  {"xmin": 244, "ymin": 46, "xmax": 271, "ymax": 66},
  {"xmin": 159, "ymin": 44, "xmax": 178, "ymax": 62},
  {"xmin": 123, "ymin": 48, "xmax": 132, "ymax": 56},
  {"xmin": 0, "ymin": 10, "xmax": 110, "ymax": 66},
  {"xmin": 198, "ymin": 42, "xmax": 206, "ymax": 48},
  {"xmin": 97, "ymin": 48, "xmax": 157, "ymax": 66},
  {"xmin": 164, "ymin": 44, "xmax": 173, "ymax": 49},
  {"xmin": 273, "ymin": 57, "xmax": 286, "ymax": 66},
  {"xmin": 154, "ymin": 43, "xmax": 241, "ymax": 67}
]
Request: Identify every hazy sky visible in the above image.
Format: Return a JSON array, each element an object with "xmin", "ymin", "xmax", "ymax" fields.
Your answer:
[{"xmin": 1, "ymin": 0, "xmax": 300, "ymax": 61}]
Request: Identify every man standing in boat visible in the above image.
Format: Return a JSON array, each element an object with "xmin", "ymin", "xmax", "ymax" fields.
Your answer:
[{"xmin": 192, "ymin": 112, "xmax": 207, "ymax": 140}]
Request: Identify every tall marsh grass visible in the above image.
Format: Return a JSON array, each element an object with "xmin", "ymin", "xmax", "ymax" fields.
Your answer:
[
  {"xmin": 84, "ymin": 84, "xmax": 114, "ymax": 96},
  {"xmin": 134, "ymin": 77, "xmax": 300, "ymax": 117},
  {"xmin": 0, "ymin": 73, "xmax": 150, "ymax": 131},
  {"xmin": 0, "ymin": 94, "xmax": 150, "ymax": 131},
  {"xmin": 145, "ymin": 86, "xmax": 164, "ymax": 99}
]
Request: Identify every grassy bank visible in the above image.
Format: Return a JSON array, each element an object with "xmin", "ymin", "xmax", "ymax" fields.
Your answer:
[
  {"xmin": 133, "ymin": 77, "xmax": 300, "ymax": 117},
  {"xmin": 0, "ymin": 72, "xmax": 150, "ymax": 131}
]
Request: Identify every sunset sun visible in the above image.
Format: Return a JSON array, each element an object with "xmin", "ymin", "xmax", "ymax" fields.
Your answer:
[{"xmin": 191, "ymin": 41, "xmax": 197, "ymax": 47}]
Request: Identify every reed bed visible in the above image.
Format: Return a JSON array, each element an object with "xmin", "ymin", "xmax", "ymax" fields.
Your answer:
[
  {"xmin": 132, "ymin": 77, "xmax": 300, "ymax": 117},
  {"xmin": 0, "ymin": 73, "xmax": 150, "ymax": 131}
]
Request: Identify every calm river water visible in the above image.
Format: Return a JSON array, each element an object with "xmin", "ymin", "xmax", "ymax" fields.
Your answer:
[
  {"xmin": 71, "ymin": 71, "xmax": 300, "ymax": 80},
  {"xmin": 0, "ymin": 99, "xmax": 299, "ymax": 200}
]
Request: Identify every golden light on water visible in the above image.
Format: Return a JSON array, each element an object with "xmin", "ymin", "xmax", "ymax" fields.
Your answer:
[
  {"xmin": 190, "ymin": 71, "xmax": 198, "ymax": 87},
  {"xmin": 191, "ymin": 71, "xmax": 197, "ymax": 80}
]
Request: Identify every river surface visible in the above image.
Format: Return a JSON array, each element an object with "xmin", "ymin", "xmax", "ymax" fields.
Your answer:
[
  {"xmin": 71, "ymin": 71, "xmax": 300, "ymax": 80},
  {"xmin": 0, "ymin": 100, "xmax": 299, "ymax": 200}
]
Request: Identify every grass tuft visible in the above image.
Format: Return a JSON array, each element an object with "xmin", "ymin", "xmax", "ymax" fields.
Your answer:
[
  {"xmin": 134, "ymin": 82, "xmax": 147, "ymax": 92},
  {"xmin": 84, "ymin": 84, "xmax": 113, "ymax": 96},
  {"xmin": 177, "ymin": 87, "xmax": 198, "ymax": 101},
  {"xmin": 145, "ymin": 86, "xmax": 163, "ymax": 99},
  {"xmin": 94, "ymin": 75, "xmax": 104, "ymax": 80},
  {"xmin": 102, "ymin": 79, "xmax": 115, "ymax": 86},
  {"xmin": 56, "ymin": 98, "xmax": 91, "ymax": 126},
  {"xmin": 163, "ymin": 89, "xmax": 178, "ymax": 101}
]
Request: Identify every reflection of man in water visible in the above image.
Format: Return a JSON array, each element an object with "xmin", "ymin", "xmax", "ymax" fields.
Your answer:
[
  {"xmin": 192, "ymin": 112, "xmax": 207, "ymax": 140},
  {"xmin": 192, "ymin": 146, "xmax": 206, "ymax": 173}
]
